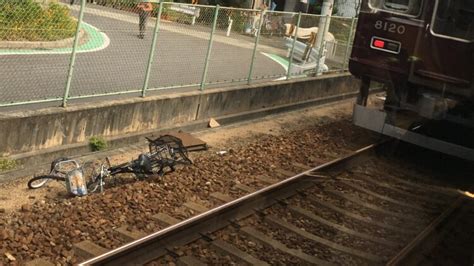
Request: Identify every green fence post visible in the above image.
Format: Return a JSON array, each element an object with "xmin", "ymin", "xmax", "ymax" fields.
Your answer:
[
  {"xmin": 286, "ymin": 12, "xmax": 302, "ymax": 80},
  {"xmin": 200, "ymin": 5, "xmax": 220, "ymax": 91},
  {"xmin": 342, "ymin": 17, "xmax": 356, "ymax": 71},
  {"xmin": 247, "ymin": 10, "xmax": 265, "ymax": 85},
  {"xmin": 142, "ymin": 1, "xmax": 164, "ymax": 97},
  {"xmin": 62, "ymin": 0, "xmax": 86, "ymax": 107}
]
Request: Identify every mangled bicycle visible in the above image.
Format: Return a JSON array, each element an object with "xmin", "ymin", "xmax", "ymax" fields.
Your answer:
[{"xmin": 27, "ymin": 135, "xmax": 192, "ymax": 196}]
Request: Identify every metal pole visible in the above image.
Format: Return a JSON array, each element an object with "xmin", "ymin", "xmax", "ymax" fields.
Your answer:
[
  {"xmin": 315, "ymin": 14, "xmax": 330, "ymax": 75},
  {"xmin": 142, "ymin": 1, "xmax": 164, "ymax": 97},
  {"xmin": 200, "ymin": 5, "xmax": 219, "ymax": 91},
  {"xmin": 62, "ymin": 0, "xmax": 86, "ymax": 107},
  {"xmin": 314, "ymin": 0, "xmax": 333, "ymax": 75},
  {"xmin": 247, "ymin": 10, "xmax": 265, "ymax": 85},
  {"xmin": 342, "ymin": 16, "xmax": 356, "ymax": 70},
  {"xmin": 286, "ymin": 12, "xmax": 301, "ymax": 80},
  {"xmin": 226, "ymin": 15, "xmax": 233, "ymax": 36}
]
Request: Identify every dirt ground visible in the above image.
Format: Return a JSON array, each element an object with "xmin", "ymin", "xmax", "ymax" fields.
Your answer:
[{"xmin": 0, "ymin": 98, "xmax": 359, "ymax": 214}]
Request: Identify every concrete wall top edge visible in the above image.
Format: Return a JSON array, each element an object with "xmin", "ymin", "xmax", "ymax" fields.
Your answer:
[{"xmin": 0, "ymin": 73, "xmax": 351, "ymax": 120}]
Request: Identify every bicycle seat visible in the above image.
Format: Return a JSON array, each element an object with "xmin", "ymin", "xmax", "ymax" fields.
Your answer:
[{"xmin": 137, "ymin": 153, "xmax": 153, "ymax": 173}]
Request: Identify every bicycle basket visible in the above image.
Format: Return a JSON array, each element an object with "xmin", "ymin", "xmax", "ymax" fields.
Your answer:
[
  {"xmin": 65, "ymin": 168, "xmax": 88, "ymax": 196},
  {"xmin": 147, "ymin": 135, "xmax": 192, "ymax": 165}
]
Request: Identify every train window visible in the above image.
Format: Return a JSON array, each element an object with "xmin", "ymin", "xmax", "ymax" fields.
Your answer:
[
  {"xmin": 384, "ymin": 0, "xmax": 410, "ymax": 12},
  {"xmin": 431, "ymin": 0, "xmax": 474, "ymax": 42},
  {"xmin": 369, "ymin": 0, "xmax": 422, "ymax": 16}
]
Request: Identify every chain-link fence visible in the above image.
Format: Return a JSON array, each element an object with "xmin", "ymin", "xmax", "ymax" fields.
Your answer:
[{"xmin": 0, "ymin": 0, "xmax": 357, "ymax": 107}]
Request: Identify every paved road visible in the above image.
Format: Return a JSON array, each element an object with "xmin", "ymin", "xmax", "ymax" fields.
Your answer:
[{"xmin": 0, "ymin": 3, "xmax": 287, "ymax": 107}]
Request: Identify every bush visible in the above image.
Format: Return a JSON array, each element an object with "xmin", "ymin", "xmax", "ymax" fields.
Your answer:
[
  {"xmin": 162, "ymin": 8, "xmax": 195, "ymax": 24},
  {"xmin": 0, "ymin": 158, "xmax": 16, "ymax": 171},
  {"xmin": 89, "ymin": 136, "xmax": 108, "ymax": 151},
  {"xmin": 0, "ymin": 0, "xmax": 77, "ymax": 41}
]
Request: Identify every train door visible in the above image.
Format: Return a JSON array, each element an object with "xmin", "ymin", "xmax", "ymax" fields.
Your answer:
[{"xmin": 411, "ymin": 0, "xmax": 473, "ymax": 91}]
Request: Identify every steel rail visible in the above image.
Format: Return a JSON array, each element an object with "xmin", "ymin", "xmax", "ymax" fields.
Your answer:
[
  {"xmin": 80, "ymin": 142, "xmax": 384, "ymax": 265},
  {"xmin": 386, "ymin": 186, "xmax": 473, "ymax": 265}
]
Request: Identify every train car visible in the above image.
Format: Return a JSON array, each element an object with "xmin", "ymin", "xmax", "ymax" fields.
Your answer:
[{"xmin": 348, "ymin": 0, "xmax": 474, "ymax": 160}]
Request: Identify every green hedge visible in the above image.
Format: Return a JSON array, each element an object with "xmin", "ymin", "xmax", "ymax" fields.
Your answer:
[{"xmin": 0, "ymin": 0, "xmax": 77, "ymax": 41}]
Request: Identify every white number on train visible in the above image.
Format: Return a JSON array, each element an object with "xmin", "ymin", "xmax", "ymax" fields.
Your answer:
[{"xmin": 375, "ymin": 20, "xmax": 406, "ymax": 34}]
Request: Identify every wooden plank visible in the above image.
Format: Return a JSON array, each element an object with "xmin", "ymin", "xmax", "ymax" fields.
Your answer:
[
  {"xmin": 210, "ymin": 192, "xmax": 235, "ymax": 203},
  {"xmin": 25, "ymin": 259, "xmax": 55, "ymax": 266},
  {"xmin": 152, "ymin": 212, "xmax": 181, "ymax": 226},
  {"xmin": 357, "ymin": 169, "xmax": 456, "ymax": 196},
  {"xmin": 340, "ymin": 180, "xmax": 434, "ymax": 213},
  {"xmin": 264, "ymin": 215, "xmax": 384, "ymax": 262},
  {"xmin": 240, "ymin": 227, "xmax": 332, "ymax": 265},
  {"xmin": 351, "ymin": 173, "xmax": 447, "ymax": 205},
  {"xmin": 305, "ymin": 196, "xmax": 416, "ymax": 234},
  {"xmin": 275, "ymin": 169, "xmax": 295, "ymax": 178},
  {"xmin": 255, "ymin": 175, "xmax": 279, "ymax": 185},
  {"xmin": 162, "ymin": 131, "xmax": 207, "ymax": 151},
  {"xmin": 184, "ymin": 202, "xmax": 209, "ymax": 214},
  {"xmin": 292, "ymin": 162, "xmax": 311, "ymax": 171},
  {"xmin": 327, "ymin": 190, "xmax": 421, "ymax": 223},
  {"xmin": 177, "ymin": 255, "xmax": 206, "ymax": 266},
  {"xmin": 115, "ymin": 226, "xmax": 147, "ymax": 242},
  {"xmin": 233, "ymin": 183, "xmax": 255, "ymax": 193},
  {"xmin": 288, "ymin": 206, "xmax": 398, "ymax": 248},
  {"xmin": 73, "ymin": 240, "xmax": 109, "ymax": 259},
  {"xmin": 305, "ymin": 173, "xmax": 331, "ymax": 179},
  {"xmin": 211, "ymin": 239, "xmax": 269, "ymax": 266},
  {"xmin": 308, "ymin": 156, "xmax": 327, "ymax": 165}
]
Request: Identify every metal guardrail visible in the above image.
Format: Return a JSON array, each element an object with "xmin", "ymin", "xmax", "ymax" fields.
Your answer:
[{"xmin": 0, "ymin": 0, "xmax": 357, "ymax": 107}]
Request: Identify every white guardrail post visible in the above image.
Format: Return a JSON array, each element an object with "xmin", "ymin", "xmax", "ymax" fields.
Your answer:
[
  {"xmin": 247, "ymin": 10, "xmax": 265, "ymax": 85},
  {"xmin": 287, "ymin": 12, "xmax": 302, "ymax": 80},
  {"xmin": 142, "ymin": 0, "xmax": 164, "ymax": 97},
  {"xmin": 200, "ymin": 5, "xmax": 219, "ymax": 91},
  {"xmin": 62, "ymin": 0, "xmax": 86, "ymax": 107},
  {"xmin": 314, "ymin": 0, "xmax": 333, "ymax": 75}
]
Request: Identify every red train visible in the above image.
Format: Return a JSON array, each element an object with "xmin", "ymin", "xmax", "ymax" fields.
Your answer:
[{"xmin": 349, "ymin": 0, "xmax": 474, "ymax": 160}]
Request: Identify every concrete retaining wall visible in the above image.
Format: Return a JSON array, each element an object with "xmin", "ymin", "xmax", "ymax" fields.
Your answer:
[{"xmin": 0, "ymin": 73, "xmax": 360, "ymax": 165}]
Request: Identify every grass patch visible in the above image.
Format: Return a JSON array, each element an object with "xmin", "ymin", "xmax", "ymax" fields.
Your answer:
[
  {"xmin": 89, "ymin": 136, "xmax": 108, "ymax": 152},
  {"xmin": 0, "ymin": 0, "xmax": 77, "ymax": 41},
  {"xmin": 0, "ymin": 157, "xmax": 16, "ymax": 171}
]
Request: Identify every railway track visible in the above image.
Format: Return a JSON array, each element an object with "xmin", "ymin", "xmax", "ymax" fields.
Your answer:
[{"xmin": 77, "ymin": 142, "xmax": 470, "ymax": 265}]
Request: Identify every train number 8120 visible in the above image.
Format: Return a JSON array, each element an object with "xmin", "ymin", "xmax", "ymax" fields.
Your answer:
[{"xmin": 375, "ymin": 20, "xmax": 406, "ymax": 34}]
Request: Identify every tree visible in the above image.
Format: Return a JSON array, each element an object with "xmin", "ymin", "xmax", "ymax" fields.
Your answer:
[
  {"xmin": 335, "ymin": 0, "xmax": 361, "ymax": 17},
  {"xmin": 308, "ymin": 0, "xmax": 339, "ymax": 15}
]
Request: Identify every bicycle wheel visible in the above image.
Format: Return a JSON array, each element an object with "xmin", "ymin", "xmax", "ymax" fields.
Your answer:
[
  {"xmin": 50, "ymin": 157, "xmax": 71, "ymax": 172},
  {"xmin": 87, "ymin": 174, "xmax": 103, "ymax": 193},
  {"xmin": 27, "ymin": 175, "xmax": 66, "ymax": 189}
]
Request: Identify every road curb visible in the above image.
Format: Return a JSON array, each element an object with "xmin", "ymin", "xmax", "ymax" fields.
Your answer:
[{"xmin": 0, "ymin": 29, "xmax": 87, "ymax": 50}]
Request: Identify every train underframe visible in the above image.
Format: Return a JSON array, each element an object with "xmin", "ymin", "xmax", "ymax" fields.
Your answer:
[{"xmin": 353, "ymin": 78, "xmax": 474, "ymax": 161}]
